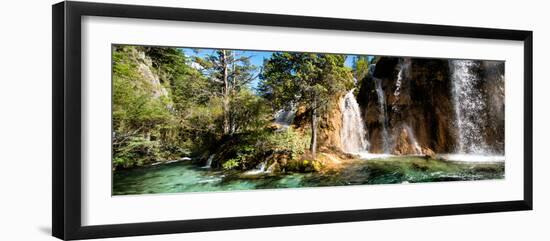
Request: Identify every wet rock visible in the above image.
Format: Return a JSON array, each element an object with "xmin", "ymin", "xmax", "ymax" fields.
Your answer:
[
  {"xmin": 357, "ymin": 57, "xmax": 504, "ymax": 154},
  {"xmin": 266, "ymin": 162, "xmax": 281, "ymax": 173},
  {"xmin": 318, "ymin": 94, "xmax": 345, "ymax": 150},
  {"xmin": 392, "ymin": 127, "xmax": 419, "ymax": 155},
  {"xmin": 422, "ymin": 148, "xmax": 436, "ymax": 159}
]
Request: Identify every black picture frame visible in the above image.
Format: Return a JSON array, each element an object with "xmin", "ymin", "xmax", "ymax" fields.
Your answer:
[{"xmin": 52, "ymin": 1, "xmax": 533, "ymax": 240}]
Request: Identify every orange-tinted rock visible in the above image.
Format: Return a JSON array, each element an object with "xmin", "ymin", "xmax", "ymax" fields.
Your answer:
[
  {"xmin": 357, "ymin": 57, "xmax": 504, "ymax": 154},
  {"xmin": 392, "ymin": 127, "xmax": 419, "ymax": 155}
]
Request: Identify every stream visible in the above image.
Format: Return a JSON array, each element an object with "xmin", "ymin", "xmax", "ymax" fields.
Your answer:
[{"xmin": 113, "ymin": 156, "xmax": 504, "ymax": 195}]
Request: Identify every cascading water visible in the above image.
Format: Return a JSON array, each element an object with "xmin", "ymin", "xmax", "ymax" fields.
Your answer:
[
  {"xmin": 368, "ymin": 64, "xmax": 377, "ymax": 75},
  {"xmin": 374, "ymin": 77, "xmax": 390, "ymax": 153},
  {"xmin": 244, "ymin": 161, "xmax": 268, "ymax": 175},
  {"xmin": 392, "ymin": 58, "xmax": 410, "ymax": 113},
  {"xmin": 258, "ymin": 161, "xmax": 267, "ymax": 172},
  {"xmin": 274, "ymin": 104, "xmax": 296, "ymax": 131},
  {"xmin": 450, "ymin": 60, "xmax": 488, "ymax": 154},
  {"xmin": 202, "ymin": 154, "xmax": 215, "ymax": 168},
  {"xmin": 340, "ymin": 89, "xmax": 369, "ymax": 153},
  {"xmin": 403, "ymin": 124, "xmax": 422, "ymax": 154}
]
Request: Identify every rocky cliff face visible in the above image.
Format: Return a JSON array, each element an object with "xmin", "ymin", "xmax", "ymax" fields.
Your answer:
[
  {"xmin": 125, "ymin": 47, "xmax": 169, "ymax": 99},
  {"xmin": 292, "ymin": 94, "xmax": 346, "ymax": 152},
  {"xmin": 318, "ymin": 94, "xmax": 345, "ymax": 151},
  {"xmin": 357, "ymin": 57, "xmax": 504, "ymax": 154},
  {"xmin": 480, "ymin": 61, "xmax": 505, "ymax": 153}
]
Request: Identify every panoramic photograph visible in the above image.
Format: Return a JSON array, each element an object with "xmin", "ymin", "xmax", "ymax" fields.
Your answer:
[{"xmin": 111, "ymin": 45, "xmax": 505, "ymax": 195}]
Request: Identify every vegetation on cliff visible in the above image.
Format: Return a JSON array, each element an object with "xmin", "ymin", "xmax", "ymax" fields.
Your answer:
[{"xmin": 112, "ymin": 46, "xmax": 353, "ymax": 171}]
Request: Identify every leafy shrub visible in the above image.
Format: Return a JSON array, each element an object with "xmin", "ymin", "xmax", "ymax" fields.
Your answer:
[
  {"xmin": 261, "ymin": 128, "xmax": 310, "ymax": 160},
  {"xmin": 113, "ymin": 136, "xmax": 162, "ymax": 169},
  {"xmin": 222, "ymin": 159, "xmax": 240, "ymax": 170},
  {"xmin": 217, "ymin": 128, "xmax": 309, "ymax": 171}
]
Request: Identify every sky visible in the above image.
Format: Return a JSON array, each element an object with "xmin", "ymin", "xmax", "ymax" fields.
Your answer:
[{"xmin": 180, "ymin": 47, "xmax": 361, "ymax": 89}]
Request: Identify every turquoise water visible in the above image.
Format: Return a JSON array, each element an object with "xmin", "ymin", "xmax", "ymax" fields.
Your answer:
[{"xmin": 113, "ymin": 157, "xmax": 504, "ymax": 195}]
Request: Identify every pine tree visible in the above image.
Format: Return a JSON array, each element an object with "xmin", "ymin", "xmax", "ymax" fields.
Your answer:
[{"xmin": 260, "ymin": 52, "xmax": 352, "ymax": 158}]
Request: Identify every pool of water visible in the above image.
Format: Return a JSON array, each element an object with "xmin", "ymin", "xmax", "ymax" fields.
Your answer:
[{"xmin": 113, "ymin": 156, "xmax": 504, "ymax": 196}]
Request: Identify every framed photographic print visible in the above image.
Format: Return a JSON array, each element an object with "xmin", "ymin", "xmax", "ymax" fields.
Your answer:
[{"xmin": 52, "ymin": 1, "xmax": 533, "ymax": 240}]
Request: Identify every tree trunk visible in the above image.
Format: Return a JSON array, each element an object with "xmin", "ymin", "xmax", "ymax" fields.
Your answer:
[
  {"xmin": 229, "ymin": 52, "xmax": 237, "ymax": 135},
  {"xmin": 221, "ymin": 50, "xmax": 230, "ymax": 135},
  {"xmin": 310, "ymin": 98, "xmax": 318, "ymax": 158}
]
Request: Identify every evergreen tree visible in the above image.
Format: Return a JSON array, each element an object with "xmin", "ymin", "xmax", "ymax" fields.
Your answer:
[
  {"xmin": 260, "ymin": 52, "xmax": 352, "ymax": 158},
  {"xmin": 352, "ymin": 55, "xmax": 370, "ymax": 81},
  {"xmin": 196, "ymin": 50, "xmax": 258, "ymax": 135}
]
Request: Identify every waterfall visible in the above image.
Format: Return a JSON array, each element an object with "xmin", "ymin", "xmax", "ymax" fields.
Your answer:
[
  {"xmin": 403, "ymin": 125, "xmax": 422, "ymax": 154},
  {"xmin": 340, "ymin": 89, "xmax": 369, "ymax": 153},
  {"xmin": 258, "ymin": 161, "xmax": 267, "ymax": 172},
  {"xmin": 374, "ymin": 77, "xmax": 390, "ymax": 153},
  {"xmin": 244, "ymin": 161, "xmax": 268, "ymax": 175},
  {"xmin": 450, "ymin": 60, "xmax": 488, "ymax": 154},
  {"xmin": 202, "ymin": 154, "xmax": 215, "ymax": 169},
  {"xmin": 368, "ymin": 64, "xmax": 377, "ymax": 75},
  {"xmin": 274, "ymin": 104, "xmax": 296, "ymax": 131},
  {"xmin": 392, "ymin": 58, "xmax": 410, "ymax": 113}
]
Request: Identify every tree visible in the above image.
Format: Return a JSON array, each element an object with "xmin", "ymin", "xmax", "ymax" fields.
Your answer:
[
  {"xmin": 352, "ymin": 55, "xmax": 370, "ymax": 82},
  {"xmin": 196, "ymin": 50, "xmax": 257, "ymax": 135},
  {"xmin": 112, "ymin": 46, "xmax": 174, "ymax": 168},
  {"xmin": 260, "ymin": 53, "xmax": 352, "ymax": 158},
  {"xmin": 112, "ymin": 46, "xmax": 222, "ymax": 168}
]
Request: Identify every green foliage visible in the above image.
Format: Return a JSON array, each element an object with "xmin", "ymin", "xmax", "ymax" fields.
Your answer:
[
  {"xmin": 181, "ymin": 98, "xmax": 224, "ymax": 151},
  {"xmin": 261, "ymin": 128, "xmax": 310, "ymax": 159},
  {"xmin": 113, "ymin": 136, "xmax": 162, "ymax": 168},
  {"xmin": 112, "ymin": 46, "xmax": 270, "ymax": 170},
  {"xmin": 228, "ymin": 89, "xmax": 270, "ymax": 133},
  {"xmin": 145, "ymin": 47, "xmax": 211, "ymax": 110},
  {"xmin": 260, "ymin": 52, "xmax": 353, "ymax": 111},
  {"xmin": 112, "ymin": 45, "xmax": 356, "ymax": 172},
  {"xmin": 222, "ymin": 144, "xmax": 255, "ymax": 170},
  {"xmin": 112, "ymin": 46, "xmax": 225, "ymax": 169},
  {"xmin": 196, "ymin": 50, "xmax": 258, "ymax": 92},
  {"xmin": 215, "ymin": 127, "xmax": 309, "ymax": 171},
  {"xmin": 222, "ymin": 159, "xmax": 241, "ymax": 170},
  {"xmin": 259, "ymin": 52, "xmax": 353, "ymax": 155},
  {"xmin": 112, "ymin": 46, "xmax": 175, "ymax": 169},
  {"xmin": 283, "ymin": 158, "xmax": 323, "ymax": 173},
  {"xmin": 352, "ymin": 56, "xmax": 370, "ymax": 81},
  {"xmin": 196, "ymin": 50, "xmax": 260, "ymax": 135}
]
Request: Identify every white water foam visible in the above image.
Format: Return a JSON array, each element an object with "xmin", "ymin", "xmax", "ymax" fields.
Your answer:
[
  {"xmin": 437, "ymin": 154, "xmax": 504, "ymax": 163},
  {"xmin": 243, "ymin": 161, "xmax": 269, "ymax": 175},
  {"xmin": 353, "ymin": 152, "xmax": 394, "ymax": 160}
]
